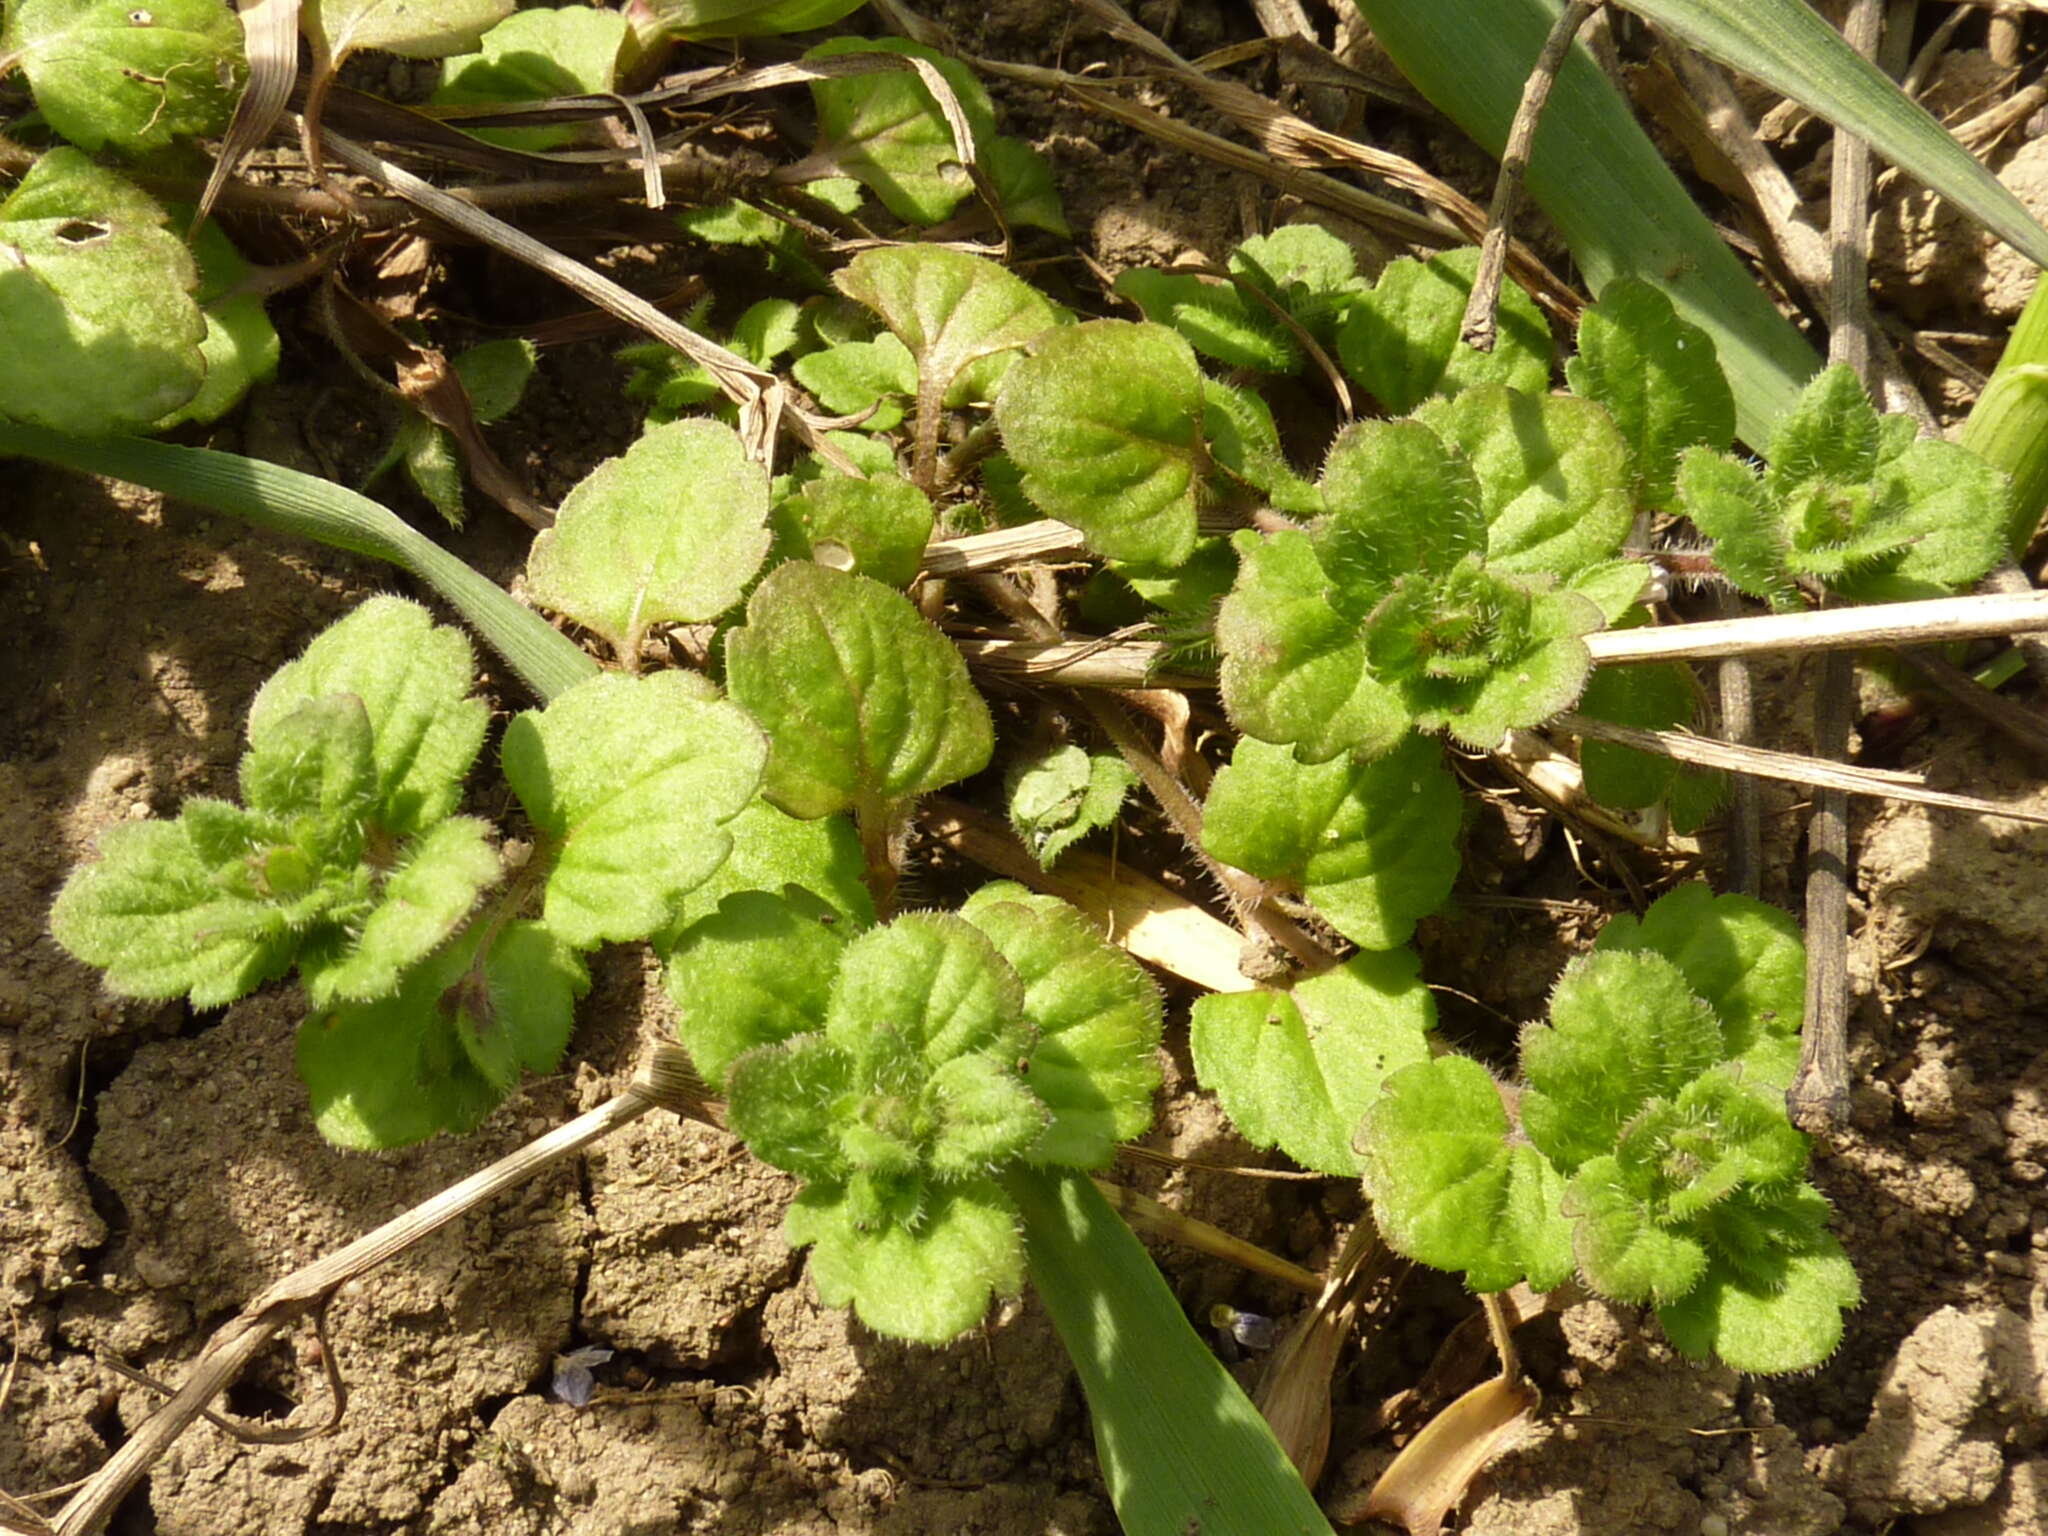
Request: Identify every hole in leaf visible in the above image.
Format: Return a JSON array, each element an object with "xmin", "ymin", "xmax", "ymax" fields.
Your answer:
[{"xmin": 53, "ymin": 220, "xmax": 110, "ymax": 245}]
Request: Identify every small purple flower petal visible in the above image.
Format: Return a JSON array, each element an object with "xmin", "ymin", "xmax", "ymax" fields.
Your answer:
[{"xmin": 551, "ymin": 1346, "xmax": 614, "ymax": 1407}]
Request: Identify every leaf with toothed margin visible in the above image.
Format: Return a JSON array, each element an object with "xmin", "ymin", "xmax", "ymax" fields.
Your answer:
[
  {"xmin": 1357, "ymin": 1053, "xmax": 1574, "ymax": 1292},
  {"xmin": 1594, "ymin": 883, "xmax": 1805, "ymax": 1089},
  {"xmin": 502, "ymin": 671, "xmax": 766, "ymax": 949},
  {"xmin": 523, "ymin": 419, "xmax": 772, "ymax": 660},
  {"xmin": 1004, "ymin": 746, "xmax": 1137, "ymax": 871},
  {"xmin": 1566, "ymin": 276, "xmax": 1736, "ymax": 508},
  {"xmin": 0, "ymin": 150, "xmax": 207, "ymax": 434},
  {"xmin": 246, "ymin": 596, "xmax": 488, "ymax": 841},
  {"xmin": 785, "ymin": 1177, "xmax": 1026, "ymax": 1345},
  {"xmin": 297, "ymin": 816, "xmax": 500, "ymax": 1007},
  {"xmin": 1201, "ymin": 734, "xmax": 1460, "ymax": 951},
  {"xmin": 771, "ymin": 469, "xmax": 934, "ymax": 589},
  {"xmin": 4, "ymin": 0, "xmax": 244, "ymax": 155},
  {"xmin": 1114, "ymin": 268, "xmax": 1299, "ymax": 374},
  {"xmin": 804, "ymin": 38, "xmax": 995, "ymax": 225},
  {"xmin": 1413, "ymin": 383, "xmax": 1635, "ymax": 579},
  {"xmin": 297, "ymin": 917, "xmax": 587, "ymax": 1150},
  {"xmin": 661, "ymin": 887, "xmax": 848, "ymax": 1090},
  {"xmin": 957, "ymin": 883, "xmax": 1164, "ymax": 1168},
  {"xmin": 1518, "ymin": 949, "xmax": 1725, "ymax": 1174},
  {"xmin": 835, "ymin": 245, "xmax": 1060, "ymax": 413},
  {"xmin": 1337, "ymin": 247, "xmax": 1550, "ymax": 413},
  {"xmin": 725, "ymin": 561, "xmax": 993, "ymax": 821},
  {"xmin": 1190, "ymin": 949, "xmax": 1435, "ymax": 1176},
  {"xmin": 995, "ymin": 319, "xmax": 1209, "ymax": 568},
  {"xmin": 1215, "ymin": 528, "xmax": 1408, "ymax": 764},
  {"xmin": 1654, "ymin": 1185, "xmax": 1859, "ymax": 1375}
]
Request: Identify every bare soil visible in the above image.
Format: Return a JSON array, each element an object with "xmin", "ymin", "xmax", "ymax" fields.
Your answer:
[{"xmin": 7, "ymin": 4, "xmax": 2048, "ymax": 1534}]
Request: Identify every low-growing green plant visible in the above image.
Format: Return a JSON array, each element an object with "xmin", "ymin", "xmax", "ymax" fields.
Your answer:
[
  {"xmin": 21, "ymin": 0, "xmax": 2048, "ymax": 1518},
  {"xmin": 1360, "ymin": 885, "xmax": 1858, "ymax": 1374}
]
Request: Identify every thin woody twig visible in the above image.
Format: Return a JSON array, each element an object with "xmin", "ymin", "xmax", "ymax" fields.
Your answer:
[
  {"xmin": 51, "ymin": 1059, "xmax": 717, "ymax": 1536},
  {"xmin": 1461, "ymin": 0, "xmax": 1601, "ymax": 351},
  {"xmin": 1790, "ymin": 0, "xmax": 1884, "ymax": 1137}
]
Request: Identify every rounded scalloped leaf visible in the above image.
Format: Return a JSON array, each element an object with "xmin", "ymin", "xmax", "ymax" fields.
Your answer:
[
  {"xmin": 957, "ymin": 882, "xmax": 1164, "ymax": 1167},
  {"xmin": 5, "ymin": 0, "xmax": 245, "ymax": 154},
  {"xmin": 1190, "ymin": 949, "xmax": 1434, "ymax": 1176},
  {"xmin": 994, "ymin": 319, "xmax": 1208, "ymax": 568},
  {"xmin": 662, "ymin": 888, "xmax": 847, "ymax": 1089},
  {"xmin": 501, "ymin": 671, "xmax": 767, "ymax": 949},
  {"xmin": 1315, "ymin": 418, "xmax": 1487, "ymax": 601},
  {"xmin": 247, "ymin": 597, "xmax": 488, "ymax": 842},
  {"xmin": 1201, "ymin": 732, "xmax": 1460, "ymax": 952},
  {"xmin": 49, "ymin": 813, "xmax": 300, "ymax": 1010},
  {"xmin": 770, "ymin": 470, "xmax": 934, "ymax": 589},
  {"xmin": 1593, "ymin": 883, "xmax": 1805, "ymax": 1088},
  {"xmin": 304, "ymin": 0, "xmax": 513, "ymax": 61},
  {"xmin": 1357, "ymin": 1054, "xmax": 1574, "ymax": 1293},
  {"xmin": 1519, "ymin": 949, "xmax": 1725, "ymax": 1174},
  {"xmin": 1216, "ymin": 528, "xmax": 1409, "ymax": 764},
  {"xmin": 1413, "ymin": 384, "xmax": 1634, "ymax": 579},
  {"xmin": 1563, "ymin": 1154, "xmax": 1711, "ymax": 1305},
  {"xmin": 823, "ymin": 913, "xmax": 1028, "ymax": 1067},
  {"xmin": 725, "ymin": 561, "xmax": 994, "ymax": 821},
  {"xmin": 785, "ymin": 1177, "xmax": 1025, "ymax": 1344},
  {"xmin": 835, "ymin": 244, "xmax": 1060, "ymax": 409},
  {"xmin": 1654, "ymin": 1231, "xmax": 1860, "ymax": 1375},
  {"xmin": 0, "ymin": 151, "xmax": 207, "ymax": 434},
  {"xmin": 804, "ymin": 38, "xmax": 995, "ymax": 225},
  {"xmin": 524, "ymin": 418, "xmax": 772, "ymax": 658},
  {"xmin": 1337, "ymin": 247, "xmax": 1550, "ymax": 414},
  {"xmin": 1566, "ymin": 276, "xmax": 1736, "ymax": 507}
]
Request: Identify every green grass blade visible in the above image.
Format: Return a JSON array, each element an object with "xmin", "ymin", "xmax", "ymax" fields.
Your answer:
[
  {"xmin": 1004, "ymin": 1168, "xmax": 1336, "ymax": 1536},
  {"xmin": 1617, "ymin": 0, "xmax": 2048, "ymax": 273},
  {"xmin": 1355, "ymin": 0, "xmax": 1817, "ymax": 448},
  {"xmin": 0, "ymin": 424, "xmax": 598, "ymax": 704}
]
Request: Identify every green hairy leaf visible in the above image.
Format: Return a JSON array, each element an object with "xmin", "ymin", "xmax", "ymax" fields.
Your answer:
[
  {"xmin": 1201, "ymin": 734, "xmax": 1461, "ymax": 951},
  {"xmin": 1203, "ymin": 380, "xmax": 1321, "ymax": 516},
  {"xmin": 664, "ymin": 800, "xmax": 875, "ymax": 934},
  {"xmin": 248, "ymin": 596, "xmax": 489, "ymax": 841},
  {"xmin": 1565, "ymin": 276, "xmax": 1736, "ymax": 508},
  {"xmin": 791, "ymin": 334, "xmax": 915, "ymax": 430},
  {"xmin": 995, "ymin": 320, "xmax": 1209, "ymax": 568},
  {"xmin": 524, "ymin": 419, "xmax": 773, "ymax": 660},
  {"xmin": 1654, "ymin": 1187, "xmax": 1860, "ymax": 1374},
  {"xmin": 1215, "ymin": 528, "xmax": 1409, "ymax": 763},
  {"xmin": 836, "ymin": 244, "xmax": 1061, "ymax": 411},
  {"xmin": 1412, "ymin": 384, "xmax": 1634, "ymax": 578},
  {"xmin": 0, "ymin": 151, "xmax": 207, "ymax": 434},
  {"xmin": 299, "ymin": 919, "xmax": 586, "ymax": 1149},
  {"xmin": 1114, "ymin": 268, "xmax": 1298, "ymax": 374},
  {"xmin": 771, "ymin": 470, "xmax": 934, "ymax": 588},
  {"xmin": 980, "ymin": 136, "xmax": 1070, "ymax": 238},
  {"xmin": 1680, "ymin": 366, "xmax": 2011, "ymax": 606},
  {"xmin": 433, "ymin": 7, "xmax": 627, "ymax": 151},
  {"xmin": 53, "ymin": 600, "xmax": 499, "ymax": 1017},
  {"xmin": 159, "ymin": 220, "xmax": 282, "ymax": 430},
  {"xmin": 957, "ymin": 883, "xmax": 1163, "ymax": 1167},
  {"xmin": 784, "ymin": 1178, "xmax": 1025, "ymax": 1344},
  {"xmin": 663, "ymin": 887, "xmax": 849, "ymax": 1089},
  {"xmin": 1338, "ymin": 247, "xmax": 1550, "ymax": 413},
  {"xmin": 725, "ymin": 561, "xmax": 994, "ymax": 821},
  {"xmin": 1574, "ymin": 659, "xmax": 1700, "ymax": 813},
  {"xmin": 1357, "ymin": 1054, "xmax": 1574, "ymax": 1293},
  {"xmin": 1595, "ymin": 883, "xmax": 1804, "ymax": 1088},
  {"xmin": 4, "ymin": 0, "xmax": 244, "ymax": 154},
  {"xmin": 502, "ymin": 671, "xmax": 767, "ymax": 949},
  {"xmin": 1190, "ymin": 950, "xmax": 1434, "ymax": 1176},
  {"xmin": 1006, "ymin": 745, "xmax": 1137, "ymax": 869},
  {"xmin": 805, "ymin": 39, "xmax": 994, "ymax": 225},
  {"xmin": 1230, "ymin": 223, "xmax": 1366, "ymax": 343},
  {"xmin": 1519, "ymin": 949, "xmax": 1726, "ymax": 1173}
]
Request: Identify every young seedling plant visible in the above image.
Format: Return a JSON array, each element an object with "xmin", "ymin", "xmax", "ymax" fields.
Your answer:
[{"xmin": 10, "ymin": 2, "xmax": 2040, "ymax": 1526}]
